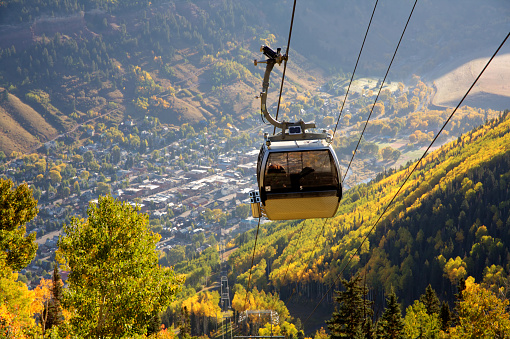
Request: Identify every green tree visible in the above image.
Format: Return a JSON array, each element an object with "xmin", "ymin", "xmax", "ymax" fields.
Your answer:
[
  {"xmin": 43, "ymin": 265, "xmax": 64, "ymax": 335},
  {"xmin": 49, "ymin": 170, "xmax": 62, "ymax": 184},
  {"xmin": 403, "ymin": 300, "xmax": 440, "ymax": 339},
  {"xmin": 96, "ymin": 182, "xmax": 111, "ymax": 196},
  {"xmin": 73, "ymin": 181, "xmax": 80, "ymax": 195},
  {"xmin": 72, "ymin": 154, "xmax": 83, "ymax": 164},
  {"xmin": 376, "ymin": 290, "xmax": 404, "ymax": 339},
  {"xmin": 235, "ymin": 204, "xmax": 250, "ymax": 219},
  {"xmin": 439, "ymin": 301, "xmax": 451, "ymax": 332},
  {"xmin": 326, "ymin": 273, "xmax": 373, "ymax": 339},
  {"xmin": 167, "ymin": 246, "xmax": 186, "ymax": 266},
  {"xmin": 57, "ymin": 196, "xmax": 183, "ymax": 337},
  {"xmin": 88, "ymin": 160, "xmax": 100, "ymax": 172},
  {"xmin": 83, "ymin": 150, "xmax": 94, "ymax": 163},
  {"xmin": 0, "ymin": 179, "xmax": 38, "ymax": 271},
  {"xmin": 62, "ymin": 186, "xmax": 71, "ymax": 198},
  {"xmin": 49, "ymin": 265, "xmax": 64, "ymax": 328},
  {"xmin": 379, "ymin": 146, "xmax": 399, "ymax": 162},
  {"xmin": 112, "ymin": 145, "xmax": 121, "ymax": 164},
  {"xmin": 419, "ymin": 285, "xmax": 440, "ymax": 316},
  {"xmin": 80, "ymin": 170, "xmax": 90, "ymax": 181}
]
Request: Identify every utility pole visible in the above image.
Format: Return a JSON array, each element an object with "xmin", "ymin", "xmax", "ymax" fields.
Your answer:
[
  {"xmin": 220, "ymin": 272, "xmax": 232, "ymax": 339},
  {"xmin": 221, "ymin": 276, "xmax": 231, "ymax": 310}
]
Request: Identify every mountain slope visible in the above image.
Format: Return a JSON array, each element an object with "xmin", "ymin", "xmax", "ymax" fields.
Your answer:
[
  {"xmin": 432, "ymin": 54, "xmax": 510, "ymax": 110},
  {"xmin": 227, "ymin": 111, "xmax": 510, "ymax": 313},
  {"xmin": 0, "ymin": 0, "xmax": 508, "ymax": 156},
  {"xmin": 0, "ymin": 90, "xmax": 58, "ymax": 154}
]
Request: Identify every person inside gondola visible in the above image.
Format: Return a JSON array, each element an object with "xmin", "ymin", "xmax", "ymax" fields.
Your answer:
[
  {"xmin": 266, "ymin": 162, "xmax": 287, "ymax": 191},
  {"xmin": 267, "ymin": 163, "xmax": 285, "ymax": 173}
]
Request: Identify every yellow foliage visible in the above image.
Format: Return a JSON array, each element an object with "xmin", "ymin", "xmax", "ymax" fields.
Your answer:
[
  {"xmin": 152, "ymin": 324, "xmax": 177, "ymax": 339},
  {"xmin": 449, "ymin": 276, "xmax": 510, "ymax": 338},
  {"xmin": 232, "ymin": 286, "xmax": 290, "ymax": 321},
  {"xmin": 0, "ymin": 272, "xmax": 41, "ymax": 337},
  {"xmin": 444, "ymin": 256, "xmax": 467, "ymax": 285},
  {"xmin": 260, "ymin": 34, "xmax": 276, "ymax": 47},
  {"xmin": 296, "ymin": 95, "xmax": 308, "ymax": 104},
  {"xmin": 181, "ymin": 291, "xmax": 222, "ymax": 319},
  {"xmin": 259, "ymin": 321, "xmax": 298, "ymax": 338}
]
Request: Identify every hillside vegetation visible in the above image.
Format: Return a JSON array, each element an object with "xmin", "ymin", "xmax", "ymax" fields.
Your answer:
[
  {"xmin": 0, "ymin": 0, "xmax": 278, "ymax": 149},
  {"xmin": 227, "ymin": 110, "xmax": 510, "ymax": 310},
  {"xmin": 155, "ymin": 110, "xmax": 510, "ymax": 337},
  {"xmin": 0, "ymin": 0, "xmax": 508, "ymax": 156},
  {"xmin": 1, "ymin": 0, "xmax": 510, "ymax": 337}
]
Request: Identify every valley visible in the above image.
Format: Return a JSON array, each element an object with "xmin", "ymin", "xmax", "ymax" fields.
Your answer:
[{"xmin": 0, "ymin": 0, "xmax": 509, "ymax": 337}]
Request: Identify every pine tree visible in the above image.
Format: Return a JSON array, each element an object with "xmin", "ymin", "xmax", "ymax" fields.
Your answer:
[
  {"xmin": 147, "ymin": 311, "xmax": 162, "ymax": 335},
  {"xmin": 439, "ymin": 301, "xmax": 451, "ymax": 332},
  {"xmin": 376, "ymin": 290, "xmax": 403, "ymax": 339},
  {"xmin": 362, "ymin": 317, "xmax": 375, "ymax": 339},
  {"xmin": 452, "ymin": 278, "xmax": 466, "ymax": 326},
  {"xmin": 179, "ymin": 306, "xmax": 191, "ymax": 339},
  {"xmin": 419, "ymin": 284, "xmax": 440, "ymax": 315},
  {"xmin": 326, "ymin": 274, "xmax": 373, "ymax": 339},
  {"xmin": 45, "ymin": 265, "xmax": 63, "ymax": 331}
]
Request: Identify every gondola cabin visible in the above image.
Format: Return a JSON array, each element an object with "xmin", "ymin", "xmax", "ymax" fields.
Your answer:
[
  {"xmin": 250, "ymin": 45, "xmax": 342, "ymax": 220},
  {"xmin": 254, "ymin": 134, "xmax": 342, "ymax": 220}
]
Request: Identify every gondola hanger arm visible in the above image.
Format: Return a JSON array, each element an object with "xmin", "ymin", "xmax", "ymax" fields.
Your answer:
[{"xmin": 254, "ymin": 46, "xmax": 316, "ymax": 139}]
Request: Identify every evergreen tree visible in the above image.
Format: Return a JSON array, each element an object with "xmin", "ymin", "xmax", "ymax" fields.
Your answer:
[
  {"xmin": 452, "ymin": 278, "xmax": 466, "ymax": 326},
  {"xmin": 179, "ymin": 306, "xmax": 191, "ymax": 338},
  {"xmin": 419, "ymin": 284, "xmax": 440, "ymax": 315},
  {"xmin": 38, "ymin": 265, "xmax": 63, "ymax": 336},
  {"xmin": 362, "ymin": 318, "xmax": 375, "ymax": 339},
  {"xmin": 376, "ymin": 290, "xmax": 403, "ymax": 339},
  {"xmin": 147, "ymin": 311, "xmax": 162, "ymax": 335},
  {"xmin": 44, "ymin": 265, "xmax": 64, "ymax": 333},
  {"xmin": 326, "ymin": 273, "xmax": 373, "ymax": 339},
  {"xmin": 439, "ymin": 301, "xmax": 451, "ymax": 332}
]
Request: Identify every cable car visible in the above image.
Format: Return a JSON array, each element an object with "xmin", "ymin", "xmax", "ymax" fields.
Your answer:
[{"xmin": 249, "ymin": 46, "xmax": 343, "ymax": 220}]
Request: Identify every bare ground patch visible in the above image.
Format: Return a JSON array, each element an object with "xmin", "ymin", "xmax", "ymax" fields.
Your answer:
[{"xmin": 432, "ymin": 53, "xmax": 510, "ymax": 110}]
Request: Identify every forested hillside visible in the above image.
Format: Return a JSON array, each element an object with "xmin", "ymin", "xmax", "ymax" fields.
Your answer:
[
  {"xmin": 0, "ymin": 0, "xmax": 508, "ymax": 155},
  {"xmin": 0, "ymin": 0, "xmax": 273, "ymax": 143},
  {"xmin": 227, "ymin": 110, "xmax": 510, "ymax": 315}
]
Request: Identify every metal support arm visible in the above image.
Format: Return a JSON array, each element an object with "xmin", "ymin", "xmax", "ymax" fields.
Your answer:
[{"xmin": 255, "ymin": 46, "xmax": 316, "ymax": 138}]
